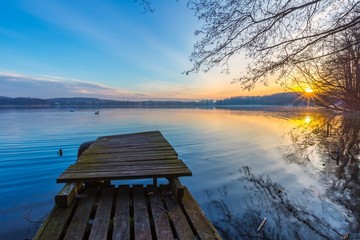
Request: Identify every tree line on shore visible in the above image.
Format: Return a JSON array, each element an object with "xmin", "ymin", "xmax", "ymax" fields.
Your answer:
[{"xmin": 0, "ymin": 92, "xmax": 308, "ymax": 107}]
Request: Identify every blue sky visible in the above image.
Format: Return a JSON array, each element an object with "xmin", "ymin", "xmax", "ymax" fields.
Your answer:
[{"xmin": 0, "ymin": 0, "xmax": 282, "ymax": 100}]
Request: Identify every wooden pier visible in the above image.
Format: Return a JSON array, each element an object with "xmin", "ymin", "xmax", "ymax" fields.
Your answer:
[{"xmin": 33, "ymin": 131, "xmax": 221, "ymax": 240}]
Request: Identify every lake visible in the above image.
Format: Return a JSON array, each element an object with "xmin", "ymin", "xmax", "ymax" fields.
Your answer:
[{"xmin": 0, "ymin": 107, "xmax": 359, "ymax": 239}]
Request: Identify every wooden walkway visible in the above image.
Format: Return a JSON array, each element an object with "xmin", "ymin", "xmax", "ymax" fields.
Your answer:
[
  {"xmin": 34, "ymin": 184, "xmax": 221, "ymax": 240},
  {"xmin": 33, "ymin": 131, "xmax": 221, "ymax": 240}
]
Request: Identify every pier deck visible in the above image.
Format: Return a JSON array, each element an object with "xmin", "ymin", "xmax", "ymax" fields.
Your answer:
[
  {"xmin": 34, "ymin": 131, "xmax": 221, "ymax": 240},
  {"xmin": 57, "ymin": 131, "xmax": 192, "ymax": 183}
]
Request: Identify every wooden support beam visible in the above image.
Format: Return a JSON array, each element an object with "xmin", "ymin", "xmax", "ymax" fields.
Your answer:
[
  {"xmin": 168, "ymin": 177, "xmax": 184, "ymax": 202},
  {"xmin": 55, "ymin": 182, "xmax": 83, "ymax": 208}
]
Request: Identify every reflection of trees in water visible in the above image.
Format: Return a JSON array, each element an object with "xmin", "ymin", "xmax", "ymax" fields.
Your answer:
[
  {"xmin": 205, "ymin": 166, "xmax": 347, "ymax": 240},
  {"xmin": 285, "ymin": 112, "xmax": 360, "ymax": 233}
]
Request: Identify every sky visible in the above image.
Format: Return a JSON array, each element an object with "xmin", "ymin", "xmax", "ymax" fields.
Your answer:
[{"xmin": 0, "ymin": 0, "xmax": 283, "ymax": 101}]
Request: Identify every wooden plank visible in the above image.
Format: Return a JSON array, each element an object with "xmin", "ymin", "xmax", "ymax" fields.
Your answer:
[
  {"xmin": 113, "ymin": 185, "xmax": 130, "ymax": 240},
  {"xmin": 57, "ymin": 168, "xmax": 192, "ymax": 183},
  {"xmin": 99, "ymin": 135, "xmax": 166, "ymax": 142},
  {"xmin": 87, "ymin": 142, "xmax": 173, "ymax": 149},
  {"xmin": 86, "ymin": 147, "xmax": 176, "ymax": 155},
  {"xmin": 160, "ymin": 185, "xmax": 194, "ymax": 239},
  {"xmin": 93, "ymin": 139, "xmax": 170, "ymax": 147},
  {"xmin": 68, "ymin": 159, "xmax": 182, "ymax": 167},
  {"xmin": 98, "ymin": 130, "xmax": 163, "ymax": 139},
  {"xmin": 90, "ymin": 144, "xmax": 174, "ymax": 149},
  {"xmin": 65, "ymin": 164, "xmax": 189, "ymax": 173},
  {"xmin": 77, "ymin": 154, "xmax": 179, "ymax": 163},
  {"xmin": 89, "ymin": 141, "xmax": 172, "ymax": 147},
  {"xmin": 168, "ymin": 178, "xmax": 184, "ymax": 202},
  {"xmin": 34, "ymin": 200, "xmax": 77, "ymax": 240},
  {"xmin": 147, "ymin": 185, "xmax": 174, "ymax": 240},
  {"xmin": 81, "ymin": 149, "xmax": 178, "ymax": 157},
  {"xmin": 94, "ymin": 138, "xmax": 169, "ymax": 146},
  {"xmin": 181, "ymin": 187, "xmax": 222, "ymax": 240},
  {"xmin": 33, "ymin": 206, "xmax": 58, "ymax": 240},
  {"xmin": 89, "ymin": 186, "xmax": 115, "ymax": 240},
  {"xmin": 63, "ymin": 188, "xmax": 97, "ymax": 240},
  {"xmin": 71, "ymin": 160, "xmax": 186, "ymax": 168},
  {"xmin": 61, "ymin": 167, "xmax": 191, "ymax": 175},
  {"xmin": 86, "ymin": 144, "xmax": 174, "ymax": 151},
  {"xmin": 133, "ymin": 185, "xmax": 152, "ymax": 240},
  {"xmin": 55, "ymin": 182, "xmax": 83, "ymax": 208}
]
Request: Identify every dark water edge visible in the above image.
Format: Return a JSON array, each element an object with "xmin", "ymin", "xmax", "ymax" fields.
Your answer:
[{"xmin": 0, "ymin": 107, "xmax": 359, "ymax": 239}]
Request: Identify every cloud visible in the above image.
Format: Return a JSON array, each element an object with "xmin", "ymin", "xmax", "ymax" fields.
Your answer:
[{"xmin": 0, "ymin": 72, "xmax": 151, "ymax": 100}]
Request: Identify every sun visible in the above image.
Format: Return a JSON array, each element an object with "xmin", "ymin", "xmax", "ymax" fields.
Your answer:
[{"xmin": 305, "ymin": 87, "xmax": 314, "ymax": 93}]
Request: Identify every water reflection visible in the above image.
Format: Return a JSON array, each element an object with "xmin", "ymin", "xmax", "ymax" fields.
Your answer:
[
  {"xmin": 284, "ymin": 111, "xmax": 360, "ymax": 236},
  {"xmin": 206, "ymin": 166, "xmax": 347, "ymax": 239},
  {"xmin": 197, "ymin": 108, "xmax": 360, "ymax": 239}
]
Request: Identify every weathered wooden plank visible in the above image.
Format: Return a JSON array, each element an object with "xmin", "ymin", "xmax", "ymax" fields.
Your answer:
[
  {"xmin": 33, "ymin": 207, "xmax": 58, "ymax": 240},
  {"xmin": 77, "ymin": 154, "xmax": 179, "ymax": 163},
  {"xmin": 55, "ymin": 182, "xmax": 83, "ymax": 208},
  {"xmin": 34, "ymin": 200, "xmax": 77, "ymax": 240},
  {"xmin": 90, "ymin": 145, "xmax": 174, "ymax": 150},
  {"xmin": 77, "ymin": 157, "xmax": 179, "ymax": 165},
  {"xmin": 89, "ymin": 140, "xmax": 172, "ymax": 146},
  {"xmin": 91, "ymin": 142, "xmax": 171, "ymax": 149},
  {"xmin": 133, "ymin": 185, "xmax": 152, "ymax": 240},
  {"xmin": 88, "ymin": 141, "xmax": 173, "ymax": 149},
  {"xmin": 65, "ymin": 164, "xmax": 189, "ymax": 173},
  {"xmin": 58, "ymin": 172, "xmax": 192, "ymax": 183},
  {"xmin": 63, "ymin": 189, "xmax": 97, "ymax": 240},
  {"xmin": 84, "ymin": 146, "xmax": 176, "ymax": 153},
  {"xmin": 63, "ymin": 165, "xmax": 190, "ymax": 173},
  {"xmin": 57, "ymin": 168, "xmax": 192, "ymax": 183},
  {"xmin": 98, "ymin": 130, "xmax": 164, "ymax": 139},
  {"xmin": 89, "ymin": 186, "xmax": 115, "ymax": 240},
  {"xmin": 81, "ymin": 149, "xmax": 178, "ymax": 157},
  {"xmin": 86, "ymin": 147, "xmax": 176, "ymax": 155},
  {"xmin": 168, "ymin": 178, "xmax": 184, "ymax": 202},
  {"xmin": 69, "ymin": 160, "xmax": 182, "ymax": 168},
  {"xmin": 147, "ymin": 185, "xmax": 174, "ymax": 240},
  {"xmin": 181, "ymin": 187, "xmax": 221, "ymax": 240},
  {"xmin": 93, "ymin": 138, "xmax": 170, "ymax": 148},
  {"xmin": 93, "ymin": 136, "xmax": 166, "ymax": 143},
  {"xmin": 160, "ymin": 185, "xmax": 194, "ymax": 239},
  {"xmin": 93, "ymin": 139, "xmax": 170, "ymax": 147},
  {"xmin": 113, "ymin": 185, "xmax": 130, "ymax": 240}
]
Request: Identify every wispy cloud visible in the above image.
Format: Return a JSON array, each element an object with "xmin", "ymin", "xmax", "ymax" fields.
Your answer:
[{"xmin": 0, "ymin": 72, "xmax": 151, "ymax": 100}]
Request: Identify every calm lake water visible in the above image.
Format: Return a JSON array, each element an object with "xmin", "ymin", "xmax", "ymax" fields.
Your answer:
[{"xmin": 0, "ymin": 107, "xmax": 359, "ymax": 239}]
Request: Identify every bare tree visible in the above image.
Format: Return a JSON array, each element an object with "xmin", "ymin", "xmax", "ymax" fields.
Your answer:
[
  {"xmin": 285, "ymin": 23, "xmax": 360, "ymax": 111},
  {"xmin": 186, "ymin": 0, "xmax": 360, "ymax": 93}
]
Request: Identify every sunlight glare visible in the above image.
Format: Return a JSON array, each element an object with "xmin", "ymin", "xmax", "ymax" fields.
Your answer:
[
  {"xmin": 304, "ymin": 116, "xmax": 312, "ymax": 124},
  {"xmin": 305, "ymin": 87, "xmax": 314, "ymax": 93}
]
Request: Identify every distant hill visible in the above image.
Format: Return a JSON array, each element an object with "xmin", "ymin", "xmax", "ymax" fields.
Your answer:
[
  {"xmin": 0, "ymin": 92, "xmax": 308, "ymax": 107},
  {"xmin": 215, "ymin": 92, "xmax": 307, "ymax": 106}
]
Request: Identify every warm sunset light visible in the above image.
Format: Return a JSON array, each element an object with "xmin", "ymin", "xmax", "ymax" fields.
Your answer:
[
  {"xmin": 304, "ymin": 115, "xmax": 312, "ymax": 124},
  {"xmin": 305, "ymin": 87, "xmax": 314, "ymax": 93}
]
